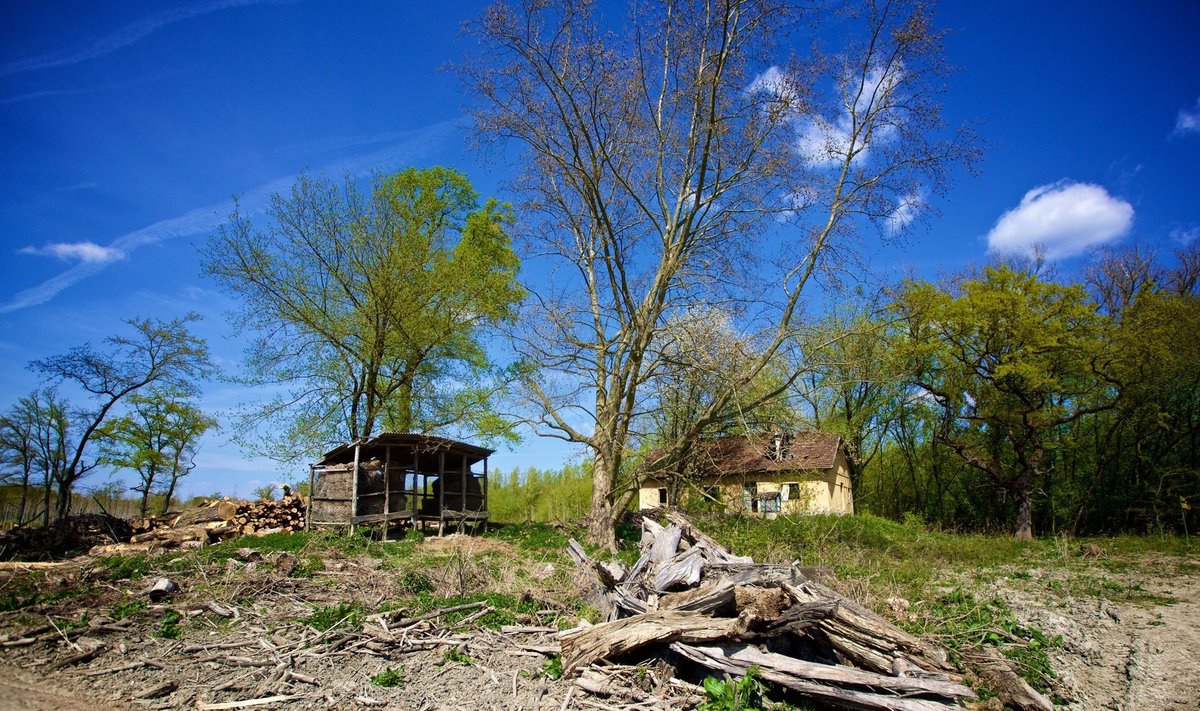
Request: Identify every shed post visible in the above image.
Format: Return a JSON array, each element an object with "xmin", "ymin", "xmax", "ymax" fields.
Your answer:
[
  {"xmin": 305, "ymin": 463, "xmax": 315, "ymax": 530},
  {"xmin": 382, "ymin": 443, "xmax": 392, "ymax": 542},
  {"xmin": 349, "ymin": 440, "xmax": 361, "ymax": 536},
  {"xmin": 438, "ymin": 450, "xmax": 445, "ymax": 536},
  {"xmin": 412, "ymin": 448, "xmax": 420, "ymax": 530}
]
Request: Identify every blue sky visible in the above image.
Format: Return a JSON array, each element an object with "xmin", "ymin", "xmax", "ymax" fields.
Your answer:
[{"xmin": 1, "ymin": 0, "xmax": 1198, "ymax": 499}]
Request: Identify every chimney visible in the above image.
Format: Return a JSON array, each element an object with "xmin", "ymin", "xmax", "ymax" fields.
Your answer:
[{"xmin": 772, "ymin": 431, "xmax": 784, "ymax": 460}]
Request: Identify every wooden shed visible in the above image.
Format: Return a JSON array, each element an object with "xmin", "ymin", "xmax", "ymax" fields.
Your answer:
[{"xmin": 306, "ymin": 433, "xmax": 492, "ymax": 538}]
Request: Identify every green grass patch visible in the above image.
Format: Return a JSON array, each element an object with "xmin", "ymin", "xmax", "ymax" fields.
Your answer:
[
  {"xmin": 909, "ymin": 589, "xmax": 1061, "ymax": 693},
  {"xmin": 411, "ymin": 591, "xmax": 542, "ymax": 629},
  {"xmin": 95, "ymin": 555, "xmax": 154, "ymax": 581},
  {"xmin": 485, "ymin": 522, "xmax": 569, "ymax": 552}
]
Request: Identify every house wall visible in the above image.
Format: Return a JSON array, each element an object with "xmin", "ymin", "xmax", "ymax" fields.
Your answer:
[{"xmin": 638, "ymin": 448, "xmax": 854, "ymax": 516}]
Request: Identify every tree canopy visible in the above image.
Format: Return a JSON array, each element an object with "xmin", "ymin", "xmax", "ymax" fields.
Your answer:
[{"xmin": 205, "ymin": 166, "xmax": 525, "ymax": 461}]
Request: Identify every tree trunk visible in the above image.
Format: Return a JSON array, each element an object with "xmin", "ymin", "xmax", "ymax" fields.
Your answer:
[
  {"xmin": 588, "ymin": 450, "xmax": 617, "ymax": 552},
  {"xmin": 1013, "ymin": 472, "xmax": 1034, "ymax": 541},
  {"xmin": 161, "ymin": 475, "xmax": 180, "ymax": 516}
]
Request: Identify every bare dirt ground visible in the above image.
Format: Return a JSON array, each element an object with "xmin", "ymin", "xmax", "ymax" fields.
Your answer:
[
  {"xmin": 1, "ymin": 537, "xmax": 1196, "ymax": 710},
  {"xmin": 974, "ymin": 555, "xmax": 1200, "ymax": 711}
]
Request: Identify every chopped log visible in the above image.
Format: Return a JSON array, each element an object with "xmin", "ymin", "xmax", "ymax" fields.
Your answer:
[
  {"xmin": 663, "ymin": 510, "xmax": 752, "ymax": 563},
  {"xmin": 783, "ymin": 581, "xmax": 953, "ymax": 674},
  {"xmin": 652, "ymin": 545, "xmax": 705, "ymax": 592},
  {"xmin": 560, "ymin": 610, "xmax": 742, "ymax": 672}
]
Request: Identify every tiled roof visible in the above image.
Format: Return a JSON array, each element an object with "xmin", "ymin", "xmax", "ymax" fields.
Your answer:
[{"xmin": 690, "ymin": 431, "xmax": 843, "ymax": 475}]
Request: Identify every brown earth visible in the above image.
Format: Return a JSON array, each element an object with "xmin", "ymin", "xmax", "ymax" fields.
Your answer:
[
  {"xmin": 977, "ymin": 556, "xmax": 1200, "ymax": 711},
  {"xmin": 1, "ymin": 536, "xmax": 1196, "ymax": 710}
]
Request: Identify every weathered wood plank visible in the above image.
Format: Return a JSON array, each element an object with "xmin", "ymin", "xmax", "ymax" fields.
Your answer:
[
  {"xmin": 559, "ymin": 610, "xmax": 741, "ymax": 672},
  {"xmin": 670, "ymin": 643, "xmax": 964, "ymax": 711}
]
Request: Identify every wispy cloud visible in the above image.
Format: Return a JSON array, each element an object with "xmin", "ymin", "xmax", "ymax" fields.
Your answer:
[
  {"xmin": 0, "ymin": 0, "xmax": 289, "ymax": 77},
  {"xmin": 1, "ymin": 66, "xmax": 189, "ymax": 106},
  {"xmin": 0, "ymin": 119, "xmax": 457, "ymax": 314},
  {"xmin": 1170, "ymin": 225, "xmax": 1199, "ymax": 245},
  {"xmin": 986, "ymin": 181, "xmax": 1134, "ymax": 260},
  {"xmin": 1175, "ymin": 97, "xmax": 1200, "ymax": 136},
  {"xmin": 886, "ymin": 192, "xmax": 924, "ymax": 234},
  {"xmin": 19, "ymin": 241, "xmax": 125, "ymax": 264}
]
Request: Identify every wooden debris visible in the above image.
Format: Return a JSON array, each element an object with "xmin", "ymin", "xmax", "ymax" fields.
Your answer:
[{"xmin": 562, "ymin": 511, "xmax": 978, "ymax": 710}]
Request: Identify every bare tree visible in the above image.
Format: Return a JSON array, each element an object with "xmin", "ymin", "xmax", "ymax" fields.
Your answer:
[
  {"xmin": 462, "ymin": 0, "xmax": 976, "ymax": 548},
  {"xmin": 29, "ymin": 314, "xmax": 213, "ymax": 519}
]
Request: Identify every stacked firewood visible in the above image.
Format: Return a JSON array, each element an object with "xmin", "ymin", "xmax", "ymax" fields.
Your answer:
[
  {"xmin": 231, "ymin": 491, "xmax": 306, "ymax": 535},
  {"xmin": 564, "ymin": 512, "xmax": 1053, "ymax": 711},
  {"xmin": 89, "ymin": 493, "xmax": 307, "ymax": 557}
]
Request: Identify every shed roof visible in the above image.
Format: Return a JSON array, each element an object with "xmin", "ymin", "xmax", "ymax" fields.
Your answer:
[
  {"xmin": 317, "ymin": 432, "xmax": 494, "ymax": 466},
  {"xmin": 688, "ymin": 431, "xmax": 843, "ymax": 476}
]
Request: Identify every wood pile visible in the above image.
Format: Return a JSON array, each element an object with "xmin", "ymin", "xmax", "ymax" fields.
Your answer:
[
  {"xmin": 90, "ymin": 493, "xmax": 307, "ymax": 557},
  {"xmin": 563, "ymin": 511, "xmax": 1052, "ymax": 711}
]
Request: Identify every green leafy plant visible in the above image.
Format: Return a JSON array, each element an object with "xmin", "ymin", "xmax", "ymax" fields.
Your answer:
[
  {"xmin": 155, "ymin": 609, "xmax": 183, "ymax": 639},
  {"xmin": 699, "ymin": 667, "xmax": 765, "ymax": 711},
  {"xmin": 541, "ymin": 655, "xmax": 563, "ymax": 680},
  {"xmin": 110, "ymin": 599, "xmax": 147, "ymax": 620},
  {"xmin": 442, "ymin": 647, "xmax": 474, "ymax": 665},
  {"xmin": 370, "ymin": 667, "xmax": 405, "ymax": 688}
]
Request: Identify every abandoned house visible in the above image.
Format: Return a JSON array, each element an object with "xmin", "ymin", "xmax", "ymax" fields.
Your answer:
[
  {"xmin": 638, "ymin": 431, "xmax": 854, "ymax": 516},
  {"xmin": 305, "ymin": 432, "xmax": 491, "ymax": 538}
]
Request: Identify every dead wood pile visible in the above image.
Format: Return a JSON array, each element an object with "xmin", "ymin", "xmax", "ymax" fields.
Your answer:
[
  {"xmin": 0, "ymin": 513, "xmax": 132, "ymax": 561},
  {"xmin": 563, "ymin": 511, "xmax": 1051, "ymax": 711},
  {"xmin": 90, "ymin": 493, "xmax": 307, "ymax": 557}
]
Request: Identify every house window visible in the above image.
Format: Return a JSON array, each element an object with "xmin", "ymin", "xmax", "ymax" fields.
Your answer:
[
  {"xmin": 742, "ymin": 483, "xmax": 758, "ymax": 512},
  {"xmin": 701, "ymin": 486, "xmax": 721, "ymax": 502},
  {"xmin": 658, "ymin": 488, "xmax": 668, "ymax": 505},
  {"xmin": 782, "ymin": 483, "xmax": 801, "ymax": 502},
  {"xmin": 760, "ymin": 492, "xmax": 781, "ymax": 513}
]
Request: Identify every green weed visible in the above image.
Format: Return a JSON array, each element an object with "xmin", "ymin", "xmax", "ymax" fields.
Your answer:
[
  {"xmin": 155, "ymin": 609, "xmax": 183, "ymax": 639},
  {"xmin": 442, "ymin": 647, "xmax": 473, "ymax": 665},
  {"xmin": 370, "ymin": 667, "xmax": 405, "ymax": 687},
  {"xmin": 110, "ymin": 599, "xmax": 147, "ymax": 620},
  {"xmin": 699, "ymin": 667, "xmax": 765, "ymax": 711}
]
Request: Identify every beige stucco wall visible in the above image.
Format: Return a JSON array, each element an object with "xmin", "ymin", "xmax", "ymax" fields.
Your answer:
[{"xmin": 639, "ymin": 448, "xmax": 854, "ymax": 515}]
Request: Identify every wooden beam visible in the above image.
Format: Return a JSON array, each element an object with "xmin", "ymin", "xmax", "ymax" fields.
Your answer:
[{"xmin": 349, "ymin": 441, "xmax": 361, "ymax": 535}]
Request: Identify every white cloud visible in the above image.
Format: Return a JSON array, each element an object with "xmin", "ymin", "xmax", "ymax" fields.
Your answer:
[
  {"xmin": 886, "ymin": 192, "xmax": 924, "ymax": 234},
  {"xmin": 747, "ymin": 65, "xmax": 801, "ymax": 111},
  {"xmin": 986, "ymin": 181, "xmax": 1134, "ymax": 260},
  {"xmin": 1175, "ymin": 98, "xmax": 1200, "ymax": 136},
  {"xmin": 792, "ymin": 65, "xmax": 902, "ymax": 168},
  {"xmin": 19, "ymin": 241, "xmax": 125, "ymax": 264}
]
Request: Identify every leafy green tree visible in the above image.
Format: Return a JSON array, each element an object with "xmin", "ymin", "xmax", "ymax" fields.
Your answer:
[
  {"xmin": 895, "ymin": 266, "xmax": 1112, "ymax": 539},
  {"xmin": 29, "ymin": 314, "xmax": 213, "ymax": 519},
  {"xmin": 97, "ymin": 389, "xmax": 217, "ymax": 517},
  {"xmin": 205, "ymin": 167, "xmax": 524, "ymax": 462}
]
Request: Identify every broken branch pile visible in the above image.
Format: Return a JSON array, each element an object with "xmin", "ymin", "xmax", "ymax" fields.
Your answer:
[
  {"xmin": 564, "ymin": 511, "xmax": 988, "ymax": 711},
  {"xmin": 0, "ymin": 513, "xmax": 132, "ymax": 561}
]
